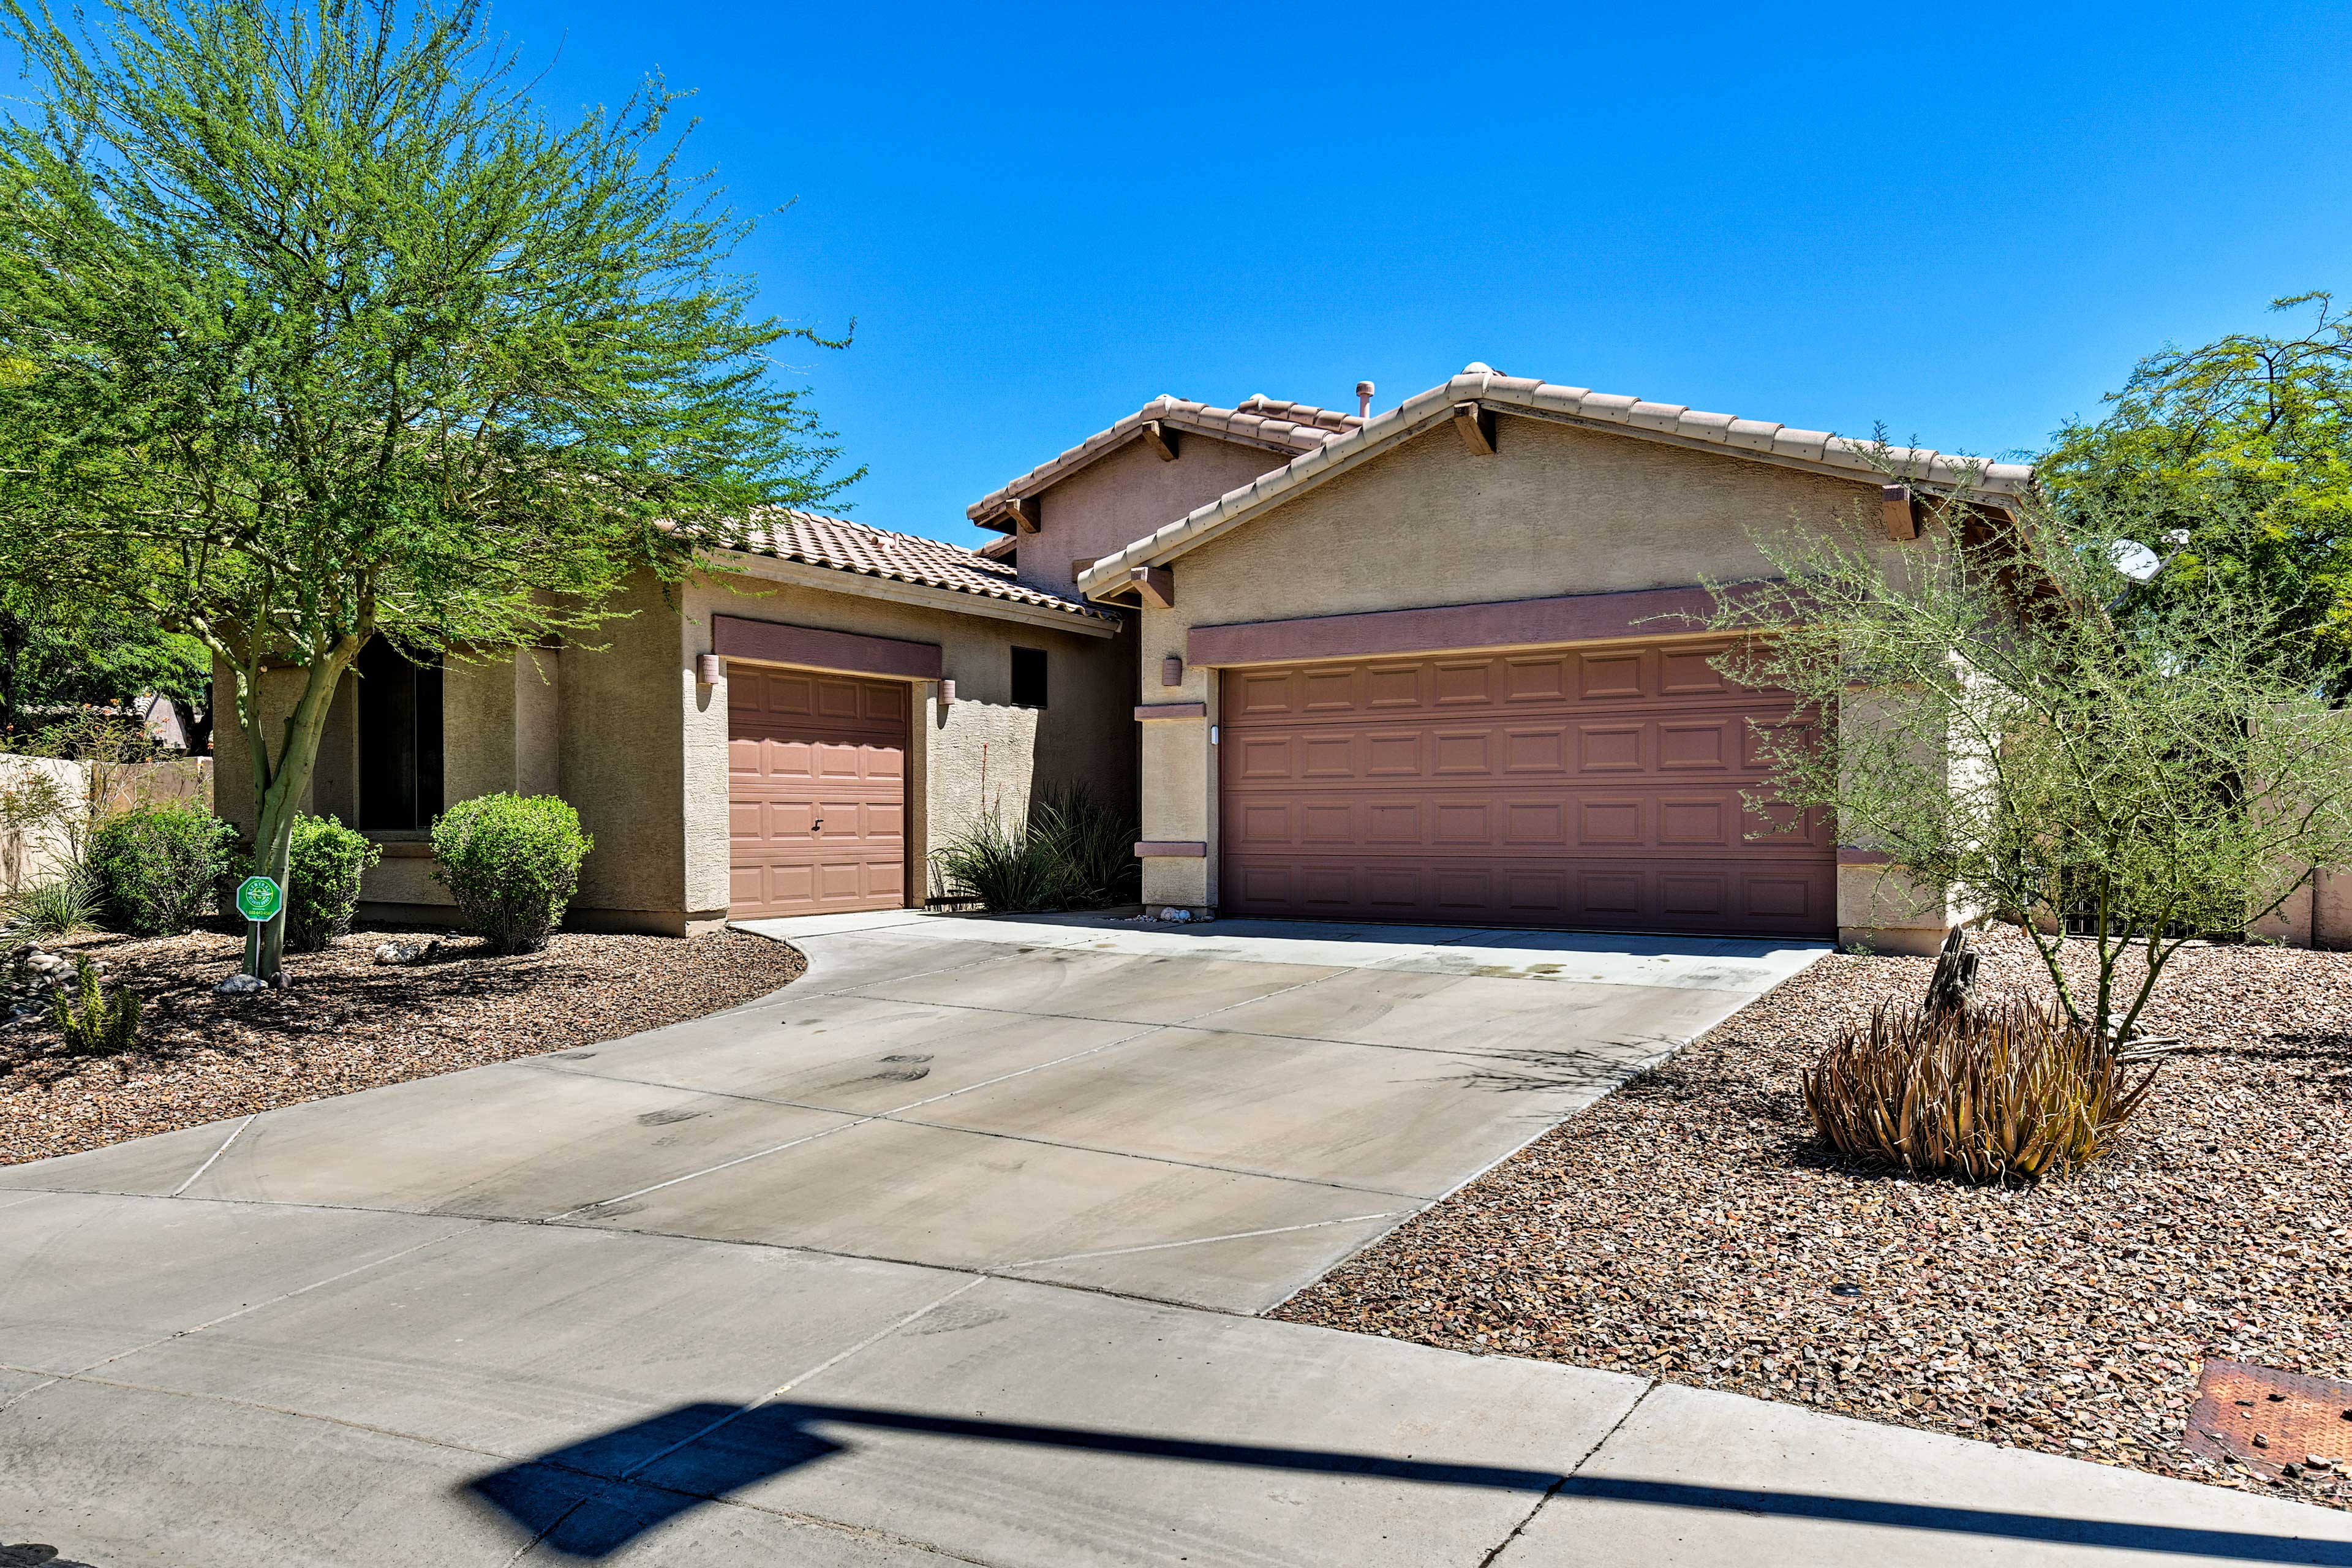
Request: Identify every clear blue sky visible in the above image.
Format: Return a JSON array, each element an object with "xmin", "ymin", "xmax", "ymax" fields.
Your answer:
[{"xmin": 494, "ymin": 0, "xmax": 2352, "ymax": 544}]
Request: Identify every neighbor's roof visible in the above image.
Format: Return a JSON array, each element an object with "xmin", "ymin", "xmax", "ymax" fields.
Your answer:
[
  {"xmin": 1077, "ymin": 365, "xmax": 2038, "ymax": 598},
  {"xmin": 967, "ymin": 393, "xmax": 1364, "ymax": 528},
  {"xmin": 734, "ymin": 509, "xmax": 1116, "ymax": 622}
]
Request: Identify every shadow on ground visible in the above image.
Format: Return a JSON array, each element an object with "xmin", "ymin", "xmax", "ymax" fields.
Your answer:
[{"xmin": 460, "ymin": 1401, "xmax": 2352, "ymax": 1563}]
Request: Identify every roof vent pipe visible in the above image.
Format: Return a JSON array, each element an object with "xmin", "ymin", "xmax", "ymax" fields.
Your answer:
[{"xmin": 1355, "ymin": 380, "xmax": 1374, "ymax": 419}]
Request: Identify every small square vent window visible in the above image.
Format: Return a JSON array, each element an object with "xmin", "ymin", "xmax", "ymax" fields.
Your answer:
[{"xmin": 1011, "ymin": 646, "xmax": 1048, "ymax": 709}]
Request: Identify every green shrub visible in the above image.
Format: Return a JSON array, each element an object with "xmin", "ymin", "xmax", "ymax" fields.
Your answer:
[
  {"xmin": 85, "ymin": 802, "xmax": 238, "ymax": 936},
  {"xmin": 430, "ymin": 793, "xmax": 592, "ymax": 954},
  {"xmin": 52, "ymin": 953, "xmax": 140, "ymax": 1055},
  {"xmin": 930, "ymin": 786, "xmax": 1139, "ymax": 913},
  {"xmin": 285, "ymin": 815, "xmax": 381, "ymax": 952},
  {"xmin": 7, "ymin": 871, "xmax": 98, "ymax": 938}
]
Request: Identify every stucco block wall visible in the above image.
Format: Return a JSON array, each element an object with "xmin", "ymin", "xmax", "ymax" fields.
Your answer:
[
  {"xmin": 1, "ymin": 755, "xmax": 88, "ymax": 894},
  {"xmin": 2315, "ymin": 869, "xmax": 2352, "ymax": 950},
  {"xmin": 1015, "ymin": 435, "xmax": 1285, "ymax": 594},
  {"xmin": 1825, "ymin": 679, "xmax": 1988, "ymax": 955},
  {"xmin": 1127, "ymin": 414, "xmax": 1902, "ymax": 921},
  {"xmin": 684, "ymin": 563, "xmax": 1136, "ymax": 912}
]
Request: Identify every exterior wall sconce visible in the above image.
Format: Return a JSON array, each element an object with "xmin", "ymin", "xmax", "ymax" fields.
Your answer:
[
  {"xmin": 938, "ymin": 678, "xmax": 957, "ymax": 707},
  {"xmin": 694, "ymin": 653, "xmax": 723, "ymax": 686},
  {"xmin": 1161, "ymin": 654, "xmax": 1184, "ymax": 687}
]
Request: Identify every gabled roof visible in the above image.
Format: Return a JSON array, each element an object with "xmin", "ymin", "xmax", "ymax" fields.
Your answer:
[
  {"xmin": 967, "ymin": 394, "xmax": 1363, "ymax": 530},
  {"xmin": 1077, "ymin": 364, "xmax": 2037, "ymax": 600},
  {"xmin": 732, "ymin": 509, "xmax": 1115, "ymax": 624}
]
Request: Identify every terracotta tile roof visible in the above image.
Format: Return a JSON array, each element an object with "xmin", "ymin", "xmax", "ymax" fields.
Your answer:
[
  {"xmin": 1232, "ymin": 394, "xmax": 1364, "ymax": 433},
  {"xmin": 967, "ymin": 394, "xmax": 1363, "ymax": 527},
  {"xmin": 1079, "ymin": 364, "xmax": 2037, "ymax": 599},
  {"xmin": 734, "ymin": 509, "xmax": 1115, "ymax": 622}
]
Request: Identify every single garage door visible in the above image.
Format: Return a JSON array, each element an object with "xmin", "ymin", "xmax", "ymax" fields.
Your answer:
[
  {"xmin": 728, "ymin": 664, "xmax": 910, "ymax": 919},
  {"xmin": 1218, "ymin": 640, "xmax": 1833, "ymax": 937}
]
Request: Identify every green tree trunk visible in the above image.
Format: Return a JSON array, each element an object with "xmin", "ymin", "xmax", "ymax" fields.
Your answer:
[{"xmin": 238, "ymin": 638, "xmax": 363, "ymax": 979}]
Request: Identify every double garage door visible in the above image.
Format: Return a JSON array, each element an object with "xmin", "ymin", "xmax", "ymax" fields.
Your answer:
[
  {"xmin": 1218, "ymin": 639, "xmax": 1833, "ymax": 938},
  {"xmin": 727, "ymin": 665, "xmax": 908, "ymax": 919}
]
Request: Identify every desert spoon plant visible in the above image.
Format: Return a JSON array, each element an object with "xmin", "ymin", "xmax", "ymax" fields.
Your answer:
[{"xmin": 1803, "ymin": 998, "xmax": 2160, "ymax": 1182}]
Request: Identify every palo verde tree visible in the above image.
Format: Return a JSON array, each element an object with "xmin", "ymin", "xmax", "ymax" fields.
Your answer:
[
  {"xmin": 0, "ymin": 0, "xmax": 851, "ymax": 975},
  {"xmin": 2044, "ymin": 292, "xmax": 2352, "ymax": 697},
  {"xmin": 1706, "ymin": 473, "xmax": 2352, "ymax": 1046}
]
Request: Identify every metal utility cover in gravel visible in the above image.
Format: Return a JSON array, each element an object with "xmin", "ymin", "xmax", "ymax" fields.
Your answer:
[
  {"xmin": 2188, "ymin": 1360, "xmax": 2352, "ymax": 1480},
  {"xmin": 1275, "ymin": 924, "xmax": 2352, "ymax": 1513},
  {"xmin": 2, "ymin": 926, "xmax": 804, "ymax": 1165}
]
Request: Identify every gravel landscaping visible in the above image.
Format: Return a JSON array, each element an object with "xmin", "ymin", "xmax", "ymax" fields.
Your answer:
[
  {"xmin": 2, "ymin": 924, "xmax": 804, "ymax": 1164},
  {"xmin": 1276, "ymin": 925, "xmax": 2352, "ymax": 1510}
]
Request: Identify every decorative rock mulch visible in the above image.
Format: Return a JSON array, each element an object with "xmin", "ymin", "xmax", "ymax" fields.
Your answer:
[
  {"xmin": 1, "ymin": 924, "xmax": 804, "ymax": 1165},
  {"xmin": 1275, "ymin": 925, "xmax": 2352, "ymax": 1510}
]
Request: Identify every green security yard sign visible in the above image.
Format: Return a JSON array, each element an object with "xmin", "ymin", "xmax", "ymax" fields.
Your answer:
[
  {"xmin": 235, "ymin": 874, "xmax": 284, "ymax": 982},
  {"xmin": 235, "ymin": 875, "xmax": 284, "ymax": 922}
]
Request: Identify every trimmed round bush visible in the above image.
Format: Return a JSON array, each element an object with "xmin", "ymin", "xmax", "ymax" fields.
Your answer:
[
  {"xmin": 429, "ymin": 793, "xmax": 592, "ymax": 954},
  {"xmin": 86, "ymin": 801, "xmax": 239, "ymax": 937},
  {"xmin": 285, "ymin": 814, "xmax": 381, "ymax": 952}
]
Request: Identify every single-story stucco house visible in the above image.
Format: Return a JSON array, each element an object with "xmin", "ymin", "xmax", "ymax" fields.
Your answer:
[{"xmin": 218, "ymin": 364, "xmax": 2049, "ymax": 954}]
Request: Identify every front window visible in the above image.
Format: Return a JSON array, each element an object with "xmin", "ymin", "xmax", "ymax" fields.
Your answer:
[
  {"xmin": 357, "ymin": 638, "xmax": 444, "ymax": 831},
  {"xmin": 1011, "ymin": 646, "xmax": 1048, "ymax": 709}
]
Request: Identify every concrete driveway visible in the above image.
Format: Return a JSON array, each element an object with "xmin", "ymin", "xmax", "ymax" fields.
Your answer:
[{"xmin": 5, "ymin": 913, "xmax": 2350, "ymax": 1567}]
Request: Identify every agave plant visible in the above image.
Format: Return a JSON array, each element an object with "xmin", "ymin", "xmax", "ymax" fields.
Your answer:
[{"xmin": 1803, "ymin": 998, "xmax": 2161, "ymax": 1182}]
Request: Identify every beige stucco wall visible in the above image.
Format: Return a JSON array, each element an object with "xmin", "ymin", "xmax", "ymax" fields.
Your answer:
[
  {"xmin": 683, "ymin": 560, "xmax": 1136, "ymax": 914},
  {"xmin": 213, "ymin": 662, "xmax": 325, "ymax": 837},
  {"xmin": 1014, "ymin": 434, "xmax": 1286, "ymax": 595},
  {"xmin": 2314, "ymin": 868, "xmax": 2352, "ymax": 950},
  {"xmin": 1126, "ymin": 412, "xmax": 1936, "ymax": 939}
]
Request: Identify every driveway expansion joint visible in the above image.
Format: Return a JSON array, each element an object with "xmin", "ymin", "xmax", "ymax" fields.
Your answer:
[
  {"xmin": 1476, "ymin": 1378, "xmax": 1661, "ymax": 1568},
  {"xmin": 168, "ymin": 1113, "xmax": 257, "ymax": 1197}
]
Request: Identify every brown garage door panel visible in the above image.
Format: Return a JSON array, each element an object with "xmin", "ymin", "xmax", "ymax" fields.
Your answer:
[
  {"xmin": 1218, "ymin": 644, "xmax": 1833, "ymax": 937},
  {"xmin": 728, "ymin": 665, "xmax": 910, "ymax": 920}
]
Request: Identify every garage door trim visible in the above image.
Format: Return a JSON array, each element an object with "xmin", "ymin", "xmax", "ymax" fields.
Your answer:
[
  {"xmin": 712, "ymin": 614, "xmax": 943, "ymax": 682},
  {"xmin": 1188, "ymin": 585, "xmax": 1719, "ymax": 669}
]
